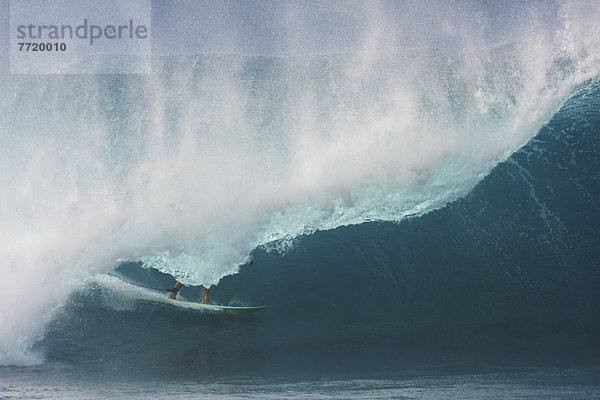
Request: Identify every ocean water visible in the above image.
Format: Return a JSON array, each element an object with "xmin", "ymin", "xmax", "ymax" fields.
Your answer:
[{"xmin": 1, "ymin": 1, "xmax": 600, "ymax": 398}]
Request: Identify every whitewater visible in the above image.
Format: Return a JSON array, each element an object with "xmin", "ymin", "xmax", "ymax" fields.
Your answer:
[{"xmin": 0, "ymin": 0, "xmax": 599, "ymax": 383}]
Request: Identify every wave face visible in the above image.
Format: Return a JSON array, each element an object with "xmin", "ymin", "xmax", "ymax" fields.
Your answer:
[
  {"xmin": 1, "ymin": 1, "xmax": 600, "ymax": 366},
  {"xmin": 35, "ymin": 81, "xmax": 600, "ymax": 380}
]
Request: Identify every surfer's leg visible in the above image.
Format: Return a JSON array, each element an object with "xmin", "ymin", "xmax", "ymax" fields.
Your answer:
[
  {"xmin": 201, "ymin": 286, "xmax": 213, "ymax": 305},
  {"xmin": 168, "ymin": 281, "xmax": 182, "ymax": 300}
]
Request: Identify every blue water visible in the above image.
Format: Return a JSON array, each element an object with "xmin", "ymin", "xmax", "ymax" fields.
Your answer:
[
  {"xmin": 2, "ymin": 367, "xmax": 600, "ymax": 399},
  {"xmin": 2, "ymin": 1, "xmax": 600, "ymax": 398}
]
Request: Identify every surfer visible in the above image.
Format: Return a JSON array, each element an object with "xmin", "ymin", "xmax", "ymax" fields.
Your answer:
[
  {"xmin": 167, "ymin": 259, "xmax": 252, "ymax": 305},
  {"xmin": 168, "ymin": 282, "xmax": 213, "ymax": 305}
]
